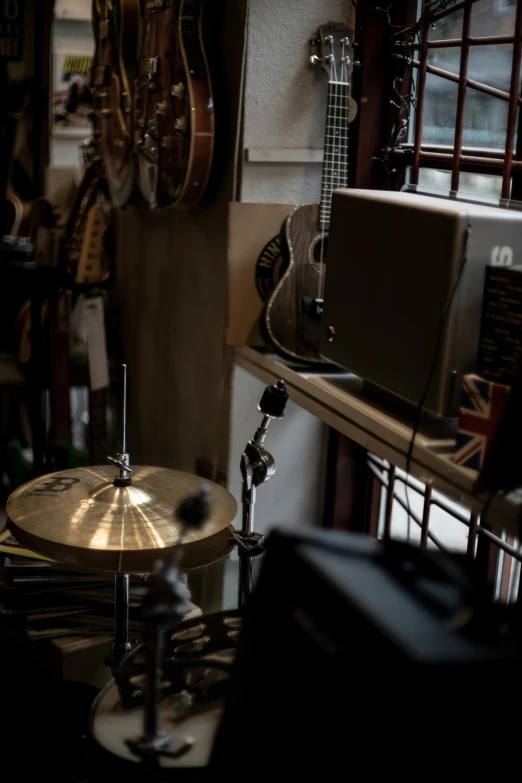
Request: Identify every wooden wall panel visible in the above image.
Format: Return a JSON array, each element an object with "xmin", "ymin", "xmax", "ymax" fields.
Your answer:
[{"xmin": 113, "ymin": 0, "xmax": 248, "ymax": 482}]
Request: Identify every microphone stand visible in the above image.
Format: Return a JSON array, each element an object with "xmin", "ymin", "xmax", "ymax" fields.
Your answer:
[{"xmin": 232, "ymin": 380, "xmax": 289, "ymax": 608}]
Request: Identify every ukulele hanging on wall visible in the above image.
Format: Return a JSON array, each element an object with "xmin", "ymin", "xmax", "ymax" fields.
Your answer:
[
  {"xmin": 135, "ymin": 0, "xmax": 215, "ymax": 210},
  {"xmin": 264, "ymin": 22, "xmax": 355, "ymax": 363}
]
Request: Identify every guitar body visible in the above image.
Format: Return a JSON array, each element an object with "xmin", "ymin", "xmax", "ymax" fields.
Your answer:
[
  {"xmin": 265, "ymin": 203, "xmax": 328, "ymax": 363},
  {"xmin": 92, "ymin": 0, "xmax": 141, "ymax": 206},
  {"xmin": 135, "ymin": 0, "xmax": 214, "ymax": 209}
]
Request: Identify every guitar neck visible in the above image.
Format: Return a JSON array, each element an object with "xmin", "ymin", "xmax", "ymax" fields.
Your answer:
[{"xmin": 319, "ymin": 79, "xmax": 350, "ymax": 232}]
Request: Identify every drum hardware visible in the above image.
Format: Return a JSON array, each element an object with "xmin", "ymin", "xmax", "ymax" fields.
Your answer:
[
  {"xmin": 7, "ymin": 363, "xmax": 237, "ymax": 670},
  {"xmin": 125, "ymin": 485, "xmax": 211, "ymax": 762},
  {"xmin": 89, "ymin": 381, "xmax": 284, "ymax": 771},
  {"xmin": 90, "ymin": 609, "xmax": 240, "ymax": 774},
  {"xmin": 106, "ymin": 571, "xmax": 133, "ymax": 669},
  {"xmin": 106, "ymin": 363, "xmax": 132, "ymax": 485},
  {"xmin": 232, "ymin": 379, "xmax": 289, "ymax": 608},
  {"xmin": 7, "ymin": 367, "xmax": 237, "ymax": 574},
  {"xmin": 105, "ymin": 363, "xmax": 134, "ymax": 669}
]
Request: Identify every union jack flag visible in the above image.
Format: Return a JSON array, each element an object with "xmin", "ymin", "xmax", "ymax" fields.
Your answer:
[{"xmin": 454, "ymin": 374, "xmax": 510, "ymax": 471}]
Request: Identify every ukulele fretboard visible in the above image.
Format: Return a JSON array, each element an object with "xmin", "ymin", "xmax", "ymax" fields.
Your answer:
[{"xmin": 319, "ymin": 80, "xmax": 350, "ymax": 232}]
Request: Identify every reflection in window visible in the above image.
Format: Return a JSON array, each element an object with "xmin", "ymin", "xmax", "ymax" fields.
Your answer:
[
  {"xmin": 417, "ymin": 168, "xmax": 503, "ymax": 202},
  {"xmin": 424, "ymin": 31, "xmax": 515, "ymax": 150}
]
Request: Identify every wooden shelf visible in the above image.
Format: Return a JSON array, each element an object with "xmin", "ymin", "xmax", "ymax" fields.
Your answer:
[
  {"xmin": 235, "ymin": 346, "xmax": 522, "ymax": 536},
  {"xmin": 245, "ymin": 148, "xmax": 324, "ymax": 164}
]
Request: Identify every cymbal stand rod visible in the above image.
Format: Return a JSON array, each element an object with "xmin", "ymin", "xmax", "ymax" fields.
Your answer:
[
  {"xmin": 107, "ymin": 363, "xmax": 133, "ymax": 485},
  {"xmin": 128, "ymin": 609, "xmax": 190, "ymax": 761},
  {"xmin": 238, "ymin": 554, "xmax": 253, "ymax": 609},
  {"xmin": 233, "ymin": 381, "xmax": 288, "ymax": 609},
  {"xmin": 121, "ymin": 363, "xmax": 127, "ymax": 455},
  {"xmin": 106, "ymin": 573, "xmax": 132, "ymax": 671},
  {"xmin": 144, "ymin": 620, "xmax": 162, "ymax": 743}
]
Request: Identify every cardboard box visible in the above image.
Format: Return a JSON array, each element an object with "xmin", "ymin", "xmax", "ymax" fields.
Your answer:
[{"xmin": 226, "ymin": 202, "xmax": 294, "ymax": 346}]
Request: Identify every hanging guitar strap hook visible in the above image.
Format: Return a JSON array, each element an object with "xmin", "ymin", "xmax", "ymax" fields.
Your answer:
[{"xmin": 232, "ymin": 379, "xmax": 289, "ymax": 608}]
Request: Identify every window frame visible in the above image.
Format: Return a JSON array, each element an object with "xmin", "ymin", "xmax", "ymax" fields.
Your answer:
[{"xmin": 390, "ymin": 0, "xmax": 522, "ymax": 199}]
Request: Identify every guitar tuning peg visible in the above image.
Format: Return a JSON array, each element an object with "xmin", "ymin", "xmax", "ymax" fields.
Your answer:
[
  {"xmin": 309, "ymin": 55, "xmax": 322, "ymax": 66},
  {"xmin": 310, "ymin": 36, "xmax": 318, "ymax": 46}
]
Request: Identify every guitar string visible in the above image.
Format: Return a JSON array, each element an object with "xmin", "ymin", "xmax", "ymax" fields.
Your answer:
[
  {"xmin": 317, "ymin": 38, "xmax": 337, "ymax": 303},
  {"xmin": 342, "ymin": 38, "xmax": 350, "ymax": 194},
  {"xmin": 319, "ymin": 41, "xmax": 350, "ymax": 303},
  {"xmin": 334, "ymin": 43, "xmax": 342, "ymax": 205},
  {"xmin": 336, "ymin": 42, "xmax": 347, "ymax": 205},
  {"xmin": 341, "ymin": 40, "xmax": 348, "ymax": 196},
  {"xmin": 317, "ymin": 44, "xmax": 334, "ymax": 302}
]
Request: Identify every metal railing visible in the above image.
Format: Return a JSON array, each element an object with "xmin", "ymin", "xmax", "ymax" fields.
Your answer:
[{"xmin": 367, "ymin": 454, "xmax": 521, "ymax": 603}]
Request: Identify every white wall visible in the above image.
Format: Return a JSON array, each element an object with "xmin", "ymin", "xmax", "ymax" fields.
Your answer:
[
  {"xmin": 241, "ymin": 0, "xmax": 352, "ymax": 203},
  {"xmin": 54, "ymin": 0, "xmax": 91, "ymax": 20}
]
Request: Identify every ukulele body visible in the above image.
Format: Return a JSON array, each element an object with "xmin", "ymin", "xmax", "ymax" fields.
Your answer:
[
  {"xmin": 135, "ymin": 0, "xmax": 214, "ymax": 209},
  {"xmin": 92, "ymin": 0, "xmax": 140, "ymax": 207},
  {"xmin": 265, "ymin": 202, "xmax": 328, "ymax": 363}
]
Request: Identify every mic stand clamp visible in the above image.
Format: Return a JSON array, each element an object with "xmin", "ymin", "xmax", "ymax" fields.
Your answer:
[{"xmin": 233, "ymin": 380, "xmax": 288, "ymax": 608}]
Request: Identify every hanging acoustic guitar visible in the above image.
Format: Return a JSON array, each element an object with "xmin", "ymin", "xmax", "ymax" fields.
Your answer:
[
  {"xmin": 264, "ymin": 22, "xmax": 354, "ymax": 363},
  {"xmin": 135, "ymin": 0, "xmax": 214, "ymax": 209},
  {"xmin": 92, "ymin": 0, "xmax": 141, "ymax": 207}
]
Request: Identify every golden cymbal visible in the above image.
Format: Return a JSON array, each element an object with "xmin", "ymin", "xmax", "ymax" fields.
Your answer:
[{"xmin": 7, "ymin": 466, "xmax": 237, "ymax": 574}]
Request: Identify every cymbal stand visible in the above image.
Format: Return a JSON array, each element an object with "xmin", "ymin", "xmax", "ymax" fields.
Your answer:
[
  {"xmin": 232, "ymin": 380, "xmax": 288, "ymax": 608},
  {"xmin": 105, "ymin": 364, "xmax": 135, "ymax": 670},
  {"xmin": 127, "ymin": 486, "xmax": 210, "ymax": 763}
]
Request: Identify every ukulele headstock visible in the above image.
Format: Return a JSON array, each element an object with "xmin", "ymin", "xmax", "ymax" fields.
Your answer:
[{"xmin": 310, "ymin": 21, "xmax": 354, "ymax": 82}]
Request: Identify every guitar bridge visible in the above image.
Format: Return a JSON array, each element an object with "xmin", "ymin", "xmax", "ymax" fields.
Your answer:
[{"xmin": 302, "ymin": 297, "xmax": 324, "ymax": 319}]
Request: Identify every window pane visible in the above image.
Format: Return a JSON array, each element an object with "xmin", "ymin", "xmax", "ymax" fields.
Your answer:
[
  {"xmin": 462, "ymin": 89, "xmax": 511, "ymax": 148},
  {"xmin": 428, "ymin": 8, "xmax": 464, "ymax": 40},
  {"xmin": 417, "ymin": 168, "xmax": 504, "ymax": 201},
  {"xmin": 423, "ymin": 67, "xmax": 459, "ymax": 145},
  {"xmin": 470, "ymin": 0, "xmax": 516, "ymax": 37},
  {"xmin": 423, "ymin": 2, "xmax": 517, "ymax": 150}
]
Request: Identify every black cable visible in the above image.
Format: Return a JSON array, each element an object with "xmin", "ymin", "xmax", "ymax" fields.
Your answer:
[{"xmin": 404, "ymin": 227, "xmax": 471, "ymax": 541}]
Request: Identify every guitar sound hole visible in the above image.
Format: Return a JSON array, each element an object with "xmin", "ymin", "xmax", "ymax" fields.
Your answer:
[{"xmin": 309, "ymin": 234, "xmax": 329, "ymax": 273}]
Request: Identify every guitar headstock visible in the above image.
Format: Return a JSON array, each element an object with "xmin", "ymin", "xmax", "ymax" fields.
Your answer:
[{"xmin": 310, "ymin": 21, "xmax": 354, "ymax": 83}]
